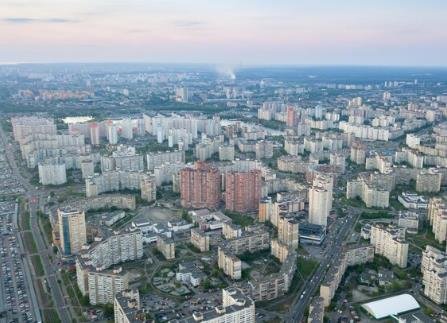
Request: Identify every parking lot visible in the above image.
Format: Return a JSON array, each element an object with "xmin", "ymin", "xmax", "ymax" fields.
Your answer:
[
  {"xmin": 0, "ymin": 201, "xmax": 35, "ymax": 323},
  {"xmin": 0, "ymin": 148, "xmax": 25, "ymax": 197}
]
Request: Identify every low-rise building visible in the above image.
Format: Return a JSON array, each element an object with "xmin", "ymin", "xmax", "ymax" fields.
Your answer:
[
  {"xmin": 398, "ymin": 192, "xmax": 428, "ymax": 209},
  {"xmin": 189, "ymin": 209, "xmax": 232, "ymax": 231},
  {"xmin": 398, "ymin": 211, "xmax": 420, "ymax": 231},
  {"xmin": 176, "ymin": 262, "xmax": 206, "ymax": 287}
]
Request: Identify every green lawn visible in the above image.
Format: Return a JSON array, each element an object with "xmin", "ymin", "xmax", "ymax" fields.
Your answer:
[
  {"xmin": 42, "ymin": 309, "xmax": 61, "ymax": 323},
  {"xmin": 297, "ymin": 257, "xmax": 319, "ymax": 278},
  {"xmin": 407, "ymin": 225, "xmax": 444, "ymax": 250},
  {"xmin": 19, "ymin": 201, "xmax": 31, "ymax": 231},
  {"xmin": 23, "ymin": 232, "xmax": 38, "ymax": 254},
  {"xmin": 31, "ymin": 255, "xmax": 45, "ymax": 276},
  {"xmin": 360, "ymin": 211, "xmax": 393, "ymax": 220},
  {"xmin": 38, "ymin": 212, "xmax": 53, "ymax": 243},
  {"xmin": 224, "ymin": 210, "xmax": 254, "ymax": 227}
]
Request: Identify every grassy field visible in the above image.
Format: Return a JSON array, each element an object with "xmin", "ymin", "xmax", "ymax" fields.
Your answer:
[
  {"xmin": 19, "ymin": 202, "xmax": 31, "ymax": 231},
  {"xmin": 38, "ymin": 212, "xmax": 53, "ymax": 243},
  {"xmin": 31, "ymin": 255, "xmax": 45, "ymax": 276},
  {"xmin": 23, "ymin": 232, "xmax": 38, "ymax": 254},
  {"xmin": 407, "ymin": 225, "xmax": 444, "ymax": 250},
  {"xmin": 359, "ymin": 211, "xmax": 393, "ymax": 220},
  {"xmin": 224, "ymin": 211, "xmax": 254, "ymax": 227},
  {"xmin": 42, "ymin": 309, "xmax": 61, "ymax": 323},
  {"xmin": 297, "ymin": 257, "xmax": 319, "ymax": 278}
]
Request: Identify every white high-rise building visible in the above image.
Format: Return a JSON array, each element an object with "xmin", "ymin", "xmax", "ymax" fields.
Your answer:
[
  {"xmin": 100, "ymin": 145, "xmax": 144, "ymax": 172},
  {"xmin": 120, "ymin": 119, "xmax": 133, "ymax": 140},
  {"xmin": 370, "ymin": 224, "xmax": 408, "ymax": 268},
  {"xmin": 175, "ymin": 87, "xmax": 189, "ymax": 103},
  {"xmin": 80, "ymin": 159, "xmax": 94, "ymax": 179},
  {"xmin": 308, "ymin": 175, "xmax": 333, "ymax": 227},
  {"xmin": 89, "ymin": 122, "xmax": 100, "ymax": 145},
  {"xmin": 107, "ymin": 122, "xmax": 118, "ymax": 144},
  {"xmin": 38, "ymin": 159, "xmax": 67, "ymax": 185},
  {"xmin": 421, "ymin": 245, "xmax": 447, "ymax": 304},
  {"xmin": 88, "ymin": 269, "xmax": 129, "ymax": 305}
]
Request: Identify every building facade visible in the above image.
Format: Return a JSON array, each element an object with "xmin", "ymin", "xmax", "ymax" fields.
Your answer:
[
  {"xmin": 180, "ymin": 162, "xmax": 221, "ymax": 209},
  {"xmin": 225, "ymin": 170, "xmax": 262, "ymax": 213},
  {"xmin": 58, "ymin": 208, "xmax": 87, "ymax": 255}
]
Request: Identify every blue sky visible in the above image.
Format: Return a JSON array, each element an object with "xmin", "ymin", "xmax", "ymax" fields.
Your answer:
[{"xmin": 0, "ymin": 0, "xmax": 446, "ymax": 66}]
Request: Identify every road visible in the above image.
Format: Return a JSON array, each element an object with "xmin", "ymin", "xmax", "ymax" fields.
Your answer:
[
  {"xmin": 0, "ymin": 126, "xmax": 71, "ymax": 323},
  {"xmin": 13, "ymin": 202, "xmax": 42, "ymax": 322},
  {"xmin": 286, "ymin": 210, "xmax": 360, "ymax": 322}
]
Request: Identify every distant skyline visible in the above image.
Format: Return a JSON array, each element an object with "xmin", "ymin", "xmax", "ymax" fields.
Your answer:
[{"xmin": 1, "ymin": 0, "xmax": 447, "ymax": 66}]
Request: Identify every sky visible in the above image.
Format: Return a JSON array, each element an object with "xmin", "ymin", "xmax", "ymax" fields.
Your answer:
[{"xmin": 1, "ymin": 0, "xmax": 447, "ymax": 66}]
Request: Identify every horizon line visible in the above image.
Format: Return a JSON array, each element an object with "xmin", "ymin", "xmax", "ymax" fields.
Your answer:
[{"xmin": 1, "ymin": 61, "xmax": 447, "ymax": 69}]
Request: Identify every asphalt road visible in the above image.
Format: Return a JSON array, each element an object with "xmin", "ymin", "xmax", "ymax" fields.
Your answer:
[
  {"xmin": 0, "ymin": 127, "xmax": 71, "ymax": 323},
  {"xmin": 286, "ymin": 211, "xmax": 359, "ymax": 323}
]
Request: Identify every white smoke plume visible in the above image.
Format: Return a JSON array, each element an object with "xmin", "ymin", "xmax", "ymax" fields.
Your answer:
[{"xmin": 216, "ymin": 65, "xmax": 236, "ymax": 80}]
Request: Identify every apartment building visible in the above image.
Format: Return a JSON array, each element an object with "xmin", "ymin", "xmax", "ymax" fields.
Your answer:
[
  {"xmin": 347, "ymin": 175, "xmax": 390, "ymax": 208},
  {"xmin": 370, "ymin": 224, "xmax": 408, "ymax": 268},
  {"xmin": 78, "ymin": 230, "xmax": 143, "ymax": 270},
  {"xmin": 38, "ymin": 158, "xmax": 67, "ymax": 185},
  {"xmin": 277, "ymin": 215, "xmax": 299, "ymax": 249},
  {"xmin": 85, "ymin": 171, "xmax": 154, "ymax": 202},
  {"xmin": 146, "ymin": 150, "xmax": 185, "ymax": 171},
  {"xmin": 190, "ymin": 228, "xmax": 210, "ymax": 252},
  {"xmin": 219, "ymin": 145, "xmax": 235, "ymax": 161},
  {"xmin": 225, "ymin": 170, "xmax": 262, "ymax": 213},
  {"xmin": 180, "ymin": 161, "xmax": 221, "ymax": 209},
  {"xmin": 421, "ymin": 245, "xmax": 447, "ymax": 304},
  {"xmin": 271, "ymin": 239, "xmax": 290, "ymax": 263},
  {"xmin": 87, "ymin": 268, "xmax": 129, "ymax": 305},
  {"xmin": 218, "ymin": 246, "xmax": 242, "ymax": 280},
  {"xmin": 58, "ymin": 208, "xmax": 87, "ymax": 255},
  {"xmin": 157, "ymin": 235, "xmax": 175, "ymax": 260},
  {"xmin": 114, "ymin": 289, "xmax": 144, "ymax": 323},
  {"xmin": 308, "ymin": 175, "xmax": 333, "ymax": 227},
  {"xmin": 320, "ymin": 245, "xmax": 374, "ymax": 307},
  {"xmin": 416, "ymin": 168, "xmax": 442, "ymax": 193},
  {"xmin": 100, "ymin": 145, "xmax": 144, "ymax": 172},
  {"xmin": 427, "ymin": 197, "xmax": 447, "ymax": 243},
  {"xmin": 185, "ymin": 288, "xmax": 255, "ymax": 323}
]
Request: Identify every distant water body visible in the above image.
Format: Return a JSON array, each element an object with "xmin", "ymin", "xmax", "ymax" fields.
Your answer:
[{"xmin": 62, "ymin": 116, "xmax": 93, "ymax": 124}]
